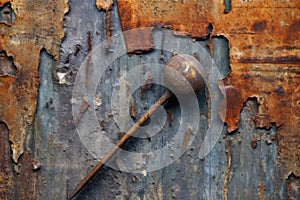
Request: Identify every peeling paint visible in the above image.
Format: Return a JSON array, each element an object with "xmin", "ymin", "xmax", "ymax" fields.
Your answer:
[
  {"xmin": 286, "ymin": 173, "xmax": 300, "ymax": 200},
  {"xmin": 0, "ymin": 0, "xmax": 298, "ymax": 199},
  {"xmin": 0, "ymin": 50, "xmax": 17, "ymax": 76},
  {"xmin": 117, "ymin": 0, "xmax": 300, "ymax": 175},
  {"xmin": 258, "ymin": 183, "xmax": 265, "ymax": 200},
  {"xmin": 0, "ymin": 121, "xmax": 13, "ymax": 198},
  {"xmin": 0, "ymin": 0, "xmax": 69, "ymax": 163},
  {"xmin": 118, "ymin": 0, "xmax": 299, "ymax": 181},
  {"xmin": 118, "ymin": 0, "xmax": 211, "ymax": 39},
  {"xmin": 57, "ymin": 71, "xmax": 68, "ymax": 84},
  {"xmin": 224, "ymin": 64, "xmax": 300, "ymax": 176},
  {"xmin": 96, "ymin": 0, "xmax": 113, "ymax": 11},
  {"xmin": 0, "ymin": 120, "xmax": 40, "ymax": 199},
  {"xmin": 116, "ymin": 1, "xmax": 300, "ymax": 178},
  {"xmin": 0, "ymin": 2, "xmax": 16, "ymax": 26},
  {"xmin": 225, "ymin": 98, "xmax": 283, "ymax": 199}
]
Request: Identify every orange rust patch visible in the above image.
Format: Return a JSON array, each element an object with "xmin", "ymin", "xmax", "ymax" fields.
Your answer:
[
  {"xmin": 123, "ymin": 28, "xmax": 154, "ymax": 54},
  {"xmin": 258, "ymin": 183, "xmax": 265, "ymax": 200},
  {"xmin": 223, "ymin": 63, "xmax": 300, "ymax": 176},
  {"xmin": 116, "ymin": 0, "xmax": 300, "ymax": 176},
  {"xmin": 219, "ymin": 85, "xmax": 243, "ymax": 133},
  {"xmin": 96, "ymin": 0, "xmax": 113, "ymax": 11},
  {"xmin": 0, "ymin": 0, "xmax": 68, "ymax": 163},
  {"xmin": 0, "ymin": 1, "xmax": 8, "ymax": 6},
  {"xmin": 118, "ymin": 0, "xmax": 210, "ymax": 37}
]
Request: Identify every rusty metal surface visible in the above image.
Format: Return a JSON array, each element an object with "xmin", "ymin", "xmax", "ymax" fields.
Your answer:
[
  {"xmin": 117, "ymin": 0, "xmax": 300, "ymax": 177},
  {"xmin": 0, "ymin": 1, "xmax": 67, "ymax": 198},
  {"xmin": 0, "ymin": 0, "xmax": 68, "ymax": 164},
  {"xmin": 0, "ymin": 0, "xmax": 299, "ymax": 199},
  {"xmin": 0, "ymin": 120, "xmax": 39, "ymax": 199},
  {"xmin": 224, "ymin": 63, "xmax": 300, "ymax": 177},
  {"xmin": 123, "ymin": 28, "xmax": 154, "ymax": 54},
  {"xmin": 118, "ymin": 0, "xmax": 211, "ymax": 38},
  {"xmin": 0, "ymin": 122, "xmax": 12, "ymax": 199}
]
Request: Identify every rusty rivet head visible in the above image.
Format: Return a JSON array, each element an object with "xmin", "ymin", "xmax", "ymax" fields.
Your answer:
[{"xmin": 164, "ymin": 54, "xmax": 205, "ymax": 95}]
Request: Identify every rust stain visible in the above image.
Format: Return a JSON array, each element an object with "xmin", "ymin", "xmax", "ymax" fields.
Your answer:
[
  {"xmin": 286, "ymin": 173, "xmax": 300, "ymax": 200},
  {"xmin": 0, "ymin": 0, "xmax": 68, "ymax": 163},
  {"xmin": 219, "ymin": 85, "xmax": 243, "ymax": 133},
  {"xmin": 85, "ymin": 31, "xmax": 92, "ymax": 87},
  {"xmin": 105, "ymin": 9, "xmax": 112, "ymax": 49},
  {"xmin": 182, "ymin": 128, "xmax": 191, "ymax": 154},
  {"xmin": 224, "ymin": 63, "xmax": 300, "ymax": 176},
  {"xmin": 87, "ymin": 31, "xmax": 92, "ymax": 52},
  {"xmin": 123, "ymin": 28, "xmax": 154, "ymax": 54},
  {"xmin": 96, "ymin": 0, "xmax": 113, "ymax": 11},
  {"xmin": 118, "ymin": 0, "xmax": 210, "ymax": 37},
  {"xmin": 143, "ymin": 71, "xmax": 153, "ymax": 90},
  {"xmin": 96, "ymin": 0, "xmax": 114, "ymax": 51},
  {"xmin": 251, "ymin": 20, "xmax": 267, "ymax": 32},
  {"xmin": 288, "ymin": 20, "xmax": 300, "ymax": 41},
  {"xmin": 0, "ymin": 121, "xmax": 40, "ymax": 199},
  {"xmin": 117, "ymin": 0, "xmax": 210, "ymax": 52},
  {"xmin": 255, "ymin": 114, "xmax": 272, "ymax": 130},
  {"xmin": 224, "ymin": 139, "xmax": 232, "ymax": 200},
  {"xmin": 99, "ymin": 119, "xmax": 105, "ymax": 130},
  {"xmin": 258, "ymin": 183, "xmax": 265, "ymax": 200},
  {"xmin": 116, "ymin": 0, "xmax": 300, "ymax": 180},
  {"xmin": 119, "ymin": 132, "xmax": 125, "ymax": 140},
  {"xmin": 14, "ymin": 151, "xmax": 39, "ymax": 199},
  {"xmin": 238, "ymin": 56, "xmax": 300, "ymax": 64},
  {"xmin": 0, "ymin": 121, "xmax": 13, "ymax": 199},
  {"xmin": 74, "ymin": 99, "xmax": 90, "ymax": 126},
  {"xmin": 0, "ymin": 50, "xmax": 17, "ymax": 76},
  {"xmin": 251, "ymin": 134, "xmax": 257, "ymax": 149},
  {"xmin": 130, "ymin": 101, "xmax": 137, "ymax": 120}
]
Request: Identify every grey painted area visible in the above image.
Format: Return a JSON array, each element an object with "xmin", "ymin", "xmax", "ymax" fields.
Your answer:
[
  {"xmin": 31, "ymin": 0, "xmax": 287, "ymax": 199},
  {"xmin": 227, "ymin": 99, "xmax": 286, "ymax": 200},
  {"xmin": 0, "ymin": 2, "xmax": 16, "ymax": 26}
]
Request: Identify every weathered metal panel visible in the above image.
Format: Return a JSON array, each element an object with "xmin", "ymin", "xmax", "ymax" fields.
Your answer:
[
  {"xmin": 0, "ymin": 0, "xmax": 68, "ymax": 164},
  {"xmin": 223, "ymin": 63, "xmax": 300, "ymax": 177},
  {"xmin": 0, "ymin": 0, "xmax": 67, "ymax": 198},
  {"xmin": 117, "ymin": 0, "xmax": 300, "ymax": 177},
  {"xmin": 0, "ymin": 0, "xmax": 299, "ymax": 199}
]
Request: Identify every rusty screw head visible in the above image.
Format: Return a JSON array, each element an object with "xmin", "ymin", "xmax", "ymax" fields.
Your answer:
[{"xmin": 164, "ymin": 54, "xmax": 205, "ymax": 95}]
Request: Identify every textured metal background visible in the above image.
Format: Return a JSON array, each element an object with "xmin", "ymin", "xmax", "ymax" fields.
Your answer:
[{"xmin": 0, "ymin": 0, "xmax": 299, "ymax": 199}]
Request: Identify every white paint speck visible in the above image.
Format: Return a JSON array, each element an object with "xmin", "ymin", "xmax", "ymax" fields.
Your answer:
[
  {"xmin": 57, "ymin": 72, "xmax": 67, "ymax": 84},
  {"xmin": 94, "ymin": 95, "xmax": 102, "ymax": 108},
  {"xmin": 142, "ymin": 169, "xmax": 147, "ymax": 176}
]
